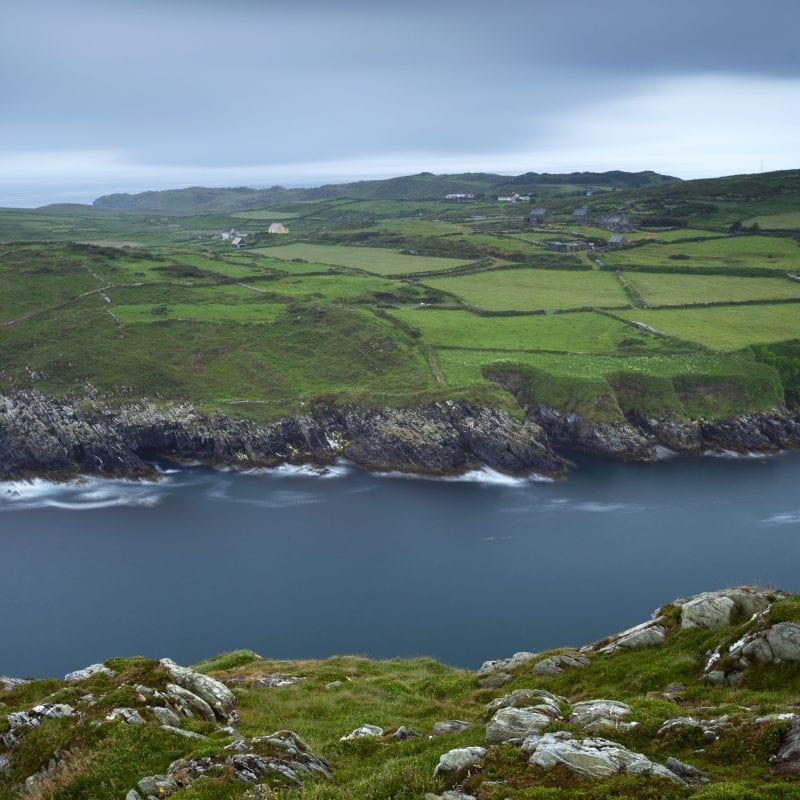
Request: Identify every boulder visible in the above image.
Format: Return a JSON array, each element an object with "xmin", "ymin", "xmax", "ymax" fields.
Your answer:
[
  {"xmin": 527, "ymin": 733, "xmax": 684, "ymax": 783},
  {"xmin": 533, "ymin": 651, "xmax": 589, "ymax": 675},
  {"xmin": 164, "ymin": 683, "xmax": 216, "ymax": 723},
  {"xmin": 677, "ymin": 589, "xmax": 772, "ymax": 630},
  {"xmin": 433, "ymin": 746, "xmax": 486, "ymax": 776},
  {"xmin": 159, "ymin": 659, "xmax": 236, "ymax": 723},
  {"xmin": 477, "ymin": 652, "xmax": 538, "ymax": 677},
  {"xmin": 151, "ymin": 706, "xmax": 181, "ymax": 728},
  {"xmin": 666, "ymin": 756, "xmax": 710, "ymax": 784},
  {"xmin": 477, "ymin": 672, "xmax": 511, "ymax": 689},
  {"xmin": 569, "ymin": 700, "xmax": 634, "ymax": 732},
  {"xmin": 0, "ymin": 755, "xmax": 10, "ymax": 776},
  {"xmin": 0, "ymin": 677, "xmax": 30, "ymax": 692},
  {"xmin": 106, "ymin": 707, "xmax": 145, "ymax": 725},
  {"xmin": 772, "ymin": 718, "xmax": 800, "ymax": 774},
  {"xmin": 765, "ymin": 623, "xmax": 800, "ymax": 662},
  {"xmin": 340, "ymin": 724, "xmax": 383, "ymax": 741},
  {"xmin": 485, "ymin": 689, "xmax": 565, "ymax": 719},
  {"xmin": 485, "ymin": 707, "xmax": 553, "ymax": 744},
  {"xmin": 64, "ymin": 663, "xmax": 114, "ymax": 682},
  {"xmin": 138, "ymin": 775, "xmax": 178, "ymax": 797},
  {"xmin": 392, "ymin": 726, "xmax": 421, "ymax": 740}
]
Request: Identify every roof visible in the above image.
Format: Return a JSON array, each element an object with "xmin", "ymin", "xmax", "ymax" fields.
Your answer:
[{"xmin": 609, "ymin": 234, "xmax": 625, "ymax": 243}]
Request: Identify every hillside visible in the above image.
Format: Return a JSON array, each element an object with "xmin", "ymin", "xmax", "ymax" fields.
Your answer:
[
  {"xmin": 2, "ymin": 587, "xmax": 799, "ymax": 799},
  {"xmin": 91, "ymin": 171, "xmax": 678, "ymax": 213}
]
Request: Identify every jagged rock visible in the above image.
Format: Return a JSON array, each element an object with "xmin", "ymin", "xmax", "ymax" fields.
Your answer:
[
  {"xmin": 125, "ymin": 790, "xmax": 142, "ymax": 800},
  {"xmin": 159, "ymin": 658, "xmax": 236, "ymax": 722},
  {"xmin": 533, "ymin": 652, "xmax": 589, "ymax": 675},
  {"xmin": 392, "ymin": 726, "xmax": 421, "ymax": 740},
  {"xmin": 432, "ymin": 720, "xmax": 471, "ymax": 736},
  {"xmin": 138, "ymin": 775, "xmax": 178, "ymax": 797},
  {"xmin": 666, "ymin": 756, "xmax": 710, "ymax": 784},
  {"xmin": 433, "ymin": 746, "xmax": 486, "ymax": 776},
  {"xmin": 325, "ymin": 680, "xmax": 343, "ymax": 689},
  {"xmin": 527, "ymin": 733, "xmax": 684, "ymax": 783},
  {"xmin": 485, "ymin": 707, "xmax": 553, "ymax": 744},
  {"xmin": 772, "ymin": 718, "xmax": 800, "ymax": 774},
  {"xmin": 657, "ymin": 715, "xmax": 733, "ymax": 742},
  {"xmin": 151, "ymin": 706, "xmax": 181, "ymax": 727},
  {"xmin": 340, "ymin": 723, "xmax": 383, "ymax": 741},
  {"xmin": 0, "ymin": 755, "xmax": 10, "ymax": 775},
  {"xmin": 676, "ymin": 588, "xmax": 772, "ymax": 630},
  {"xmin": 164, "ymin": 683, "xmax": 217, "ymax": 722},
  {"xmin": 0, "ymin": 676, "xmax": 30, "ymax": 692},
  {"xmin": 64, "ymin": 663, "xmax": 114, "ymax": 682},
  {"xmin": 569, "ymin": 700, "xmax": 634, "ymax": 732},
  {"xmin": 251, "ymin": 730, "xmax": 332, "ymax": 779},
  {"xmin": 484, "ymin": 689, "xmax": 566, "ymax": 719},
  {"xmin": 106, "ymin": 707, "xmax": 145, "ymax": 725},
  {"xmin": 596, "ymin": 623, "xmax": 666, "ymax": 653},
  {"xmin": 477, "ymin": 652, "xmax": 539, "ymax": 677}
]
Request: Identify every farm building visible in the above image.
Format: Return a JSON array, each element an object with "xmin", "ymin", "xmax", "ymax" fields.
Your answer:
[
  {"xmin": 445, "ymin": 193, "xmax": 475, "ymax": 201},
  {"xmin": 527, "ymin": 208, "xmax": 550, "ymax": 223},
  {"xmin": 546, "ymin": 240, "xmax": 587, "ymax": 253},
  {"xmin": 600, "ymin": 213, "xmax": 635, "ymax": 232},
  {"xmin": 268, "ymin": 222, "xmax": 289, "ymax": 234},
  {"xmin": 231, "ymin": 236, "xmax": 246, "ymax": 248},
  {"xmin": 497, "ymin": 193, "xmax": 531, "ymax": 202},
  {"xmin": 572, "ymin": 207, "xmax": 590, "ymax": 224},
  {"xmin": 607, "ymin": 234, "xmax": 627, "ymax": 248}
]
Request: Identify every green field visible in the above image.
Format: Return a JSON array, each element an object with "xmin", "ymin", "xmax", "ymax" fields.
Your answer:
[
  {"xmin": 2, "ymin": 169, "xmax": 800, "ymax": 424},
  {"xmin": 619, "ymin": 304, "xmax": 800, "ymax": 350},
  {"xmin": 254, "ymin": 243, "xmax": 476, "ymax": 274},
  {"xmin": 626, "ymin": 272, "xmax": 800, "ymax": 306},
  {"xmin": 604, "ymin": 235, "xmax": 800, "ymax": 271},
  {"xmin": 424, "ymin": 268, "xmax": 628, "ymax": 311}
]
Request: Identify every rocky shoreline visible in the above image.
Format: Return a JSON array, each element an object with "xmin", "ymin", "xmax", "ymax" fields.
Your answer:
[{"xmin": 1, "ymin": 391, "xmax": 799, "ymax": 482}]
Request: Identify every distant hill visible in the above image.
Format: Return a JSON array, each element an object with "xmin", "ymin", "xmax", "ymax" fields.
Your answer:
[{"xmin": 92, "ymin": 170, "xmax": 679, "ymax": 212}]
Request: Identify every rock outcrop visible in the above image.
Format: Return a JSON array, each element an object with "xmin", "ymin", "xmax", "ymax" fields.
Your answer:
[{"xmin": 0, "ymin": 393, "xmax": 565, "ymax": 480}]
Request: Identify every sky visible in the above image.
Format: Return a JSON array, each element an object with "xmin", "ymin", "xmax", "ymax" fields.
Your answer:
[{"xmin": 1, "ymin": 0, "xmax": 799, "ymax": 206}]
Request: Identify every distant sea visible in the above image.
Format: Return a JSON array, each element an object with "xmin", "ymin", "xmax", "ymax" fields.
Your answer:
[{"xmin": 2, "ymin": 451, "xmax": 799, "ymax": 678}]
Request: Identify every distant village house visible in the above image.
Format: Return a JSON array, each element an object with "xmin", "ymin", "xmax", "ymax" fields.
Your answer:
[
  {"xmin": 268, "ymin": 222, "xmax": 289, "ymax": 234},
  {"xmin": 607, "ymin": 234, "xmax": 627, "ymax": 248},
  {"xmin": 546, "ymin": 240, "xmax": 587, "ymax": 253},
  {"xmin": 445, "ymin": 193, "xmax": 475, "ymax": 201},
  {"xmin": 497, "ymin": 192, "xmax": 531, "ymax": 203},
  {"xmin": 527, "ymin": 208, "xmax": 550, "ymax": 223},
  {"xmin": 599, "ymin": 213, "xmax": 635, "ymax": 233},
  {"xmin": 572, "ymin": 207, "xmax": 590, "ymax": 224}
]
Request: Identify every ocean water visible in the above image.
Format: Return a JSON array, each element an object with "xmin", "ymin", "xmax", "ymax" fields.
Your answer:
[{"xmin": 2, "ymin": 451, "xmax": 799, "ymax": 678}]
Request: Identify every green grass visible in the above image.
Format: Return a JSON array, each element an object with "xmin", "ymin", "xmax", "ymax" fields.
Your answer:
[
  {"xmin": 388, "ymin": 308, "xmax": 656, "ymax": 353},
  {"xmin": 253, "ymin": 243, "xmax": 476, "ymax": 275},
  {"xmin": 625, "ymin": 273, "xmax": 800, "ymax": 306},
  {"xmin": 604, "ymin": 236, "xmax": 800, "ymax": 271},
  {"xmin": 619, "ymin": 304, "xmax": 800, "ymax": 351},
  {"xmin": 423, "ymin": 268, "xmax": 629, "ymax": 311},
  {"xmin": 743, "ymin": 211, "xmax": 800, "ymax": 230}
]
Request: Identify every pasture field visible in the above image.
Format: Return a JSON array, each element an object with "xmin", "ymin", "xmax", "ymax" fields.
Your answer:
[
  {"xmin": 603, "ymin": 235, "xmax": 800, "ymax": 271},
  {"xmin": 423, "ymin": 267, "xmax": 629, "ymax": 311},
  {"xmin": 744, "ymin": 211, "xmax": 800, "ymax": 230},
  {"xmin": 619, "ymin": 304, "xmax": 800, "ymax": 351},
  {"xmin": 254, "ymin": 243, "xmax": 476, "ymax": 274},
  {"xmin": 231, "ymin": 210, "xmax": 301, "ymax": 219},
  {"xmin": 625, "ymin": 272, "xmax": 800, "ymax": 306},
  {"xmin": 388, "ymin": 308, "xmax": 660, "ymax": 354}
]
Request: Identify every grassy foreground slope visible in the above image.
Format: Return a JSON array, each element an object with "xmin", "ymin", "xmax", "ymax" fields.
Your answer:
[
  {"xmin": 1, "ymin": 589, "xmax": 799, "ymax": 799},
  {"xmin": 1, "ymin": 169, "xmax": 799, "ymax": 425}
]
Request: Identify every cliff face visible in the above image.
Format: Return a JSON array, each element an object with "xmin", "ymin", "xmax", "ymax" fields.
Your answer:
[
  {"xmin": 2, "ymin": 391, "xmax": 800, "ymax": 481},
  {"xmin": 0, "ymin": 393, "xmax": 566, "ymax": 480}
]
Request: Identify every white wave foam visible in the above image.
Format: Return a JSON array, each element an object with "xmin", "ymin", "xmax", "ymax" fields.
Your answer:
[
  {"xmin": 763, "ymin": 511, "xmax": 800, "ymax": 526},
  {"xmin": 704, "ymin": 449, "xmax": 773, "ymax": 460},
  {"xmin": 541, "ymin": 499, "xmax": 635, "ymax": 513},
  {"xmin": 0, "ymin": 476, "xmax": 165, "ymax": 512},
  {"xmin": 373, "ymin": 466, "xmax": 552, "ymax": 487},
  {"xmin": 655, "ymin": 446, "xmax": 679, "ymax": 460}
]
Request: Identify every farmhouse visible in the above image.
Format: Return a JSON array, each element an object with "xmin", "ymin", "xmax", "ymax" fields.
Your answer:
[
  {"xmin": 445, "ymin": 193, "xmax": 475, "ymax": 201},
  {"xmin": 600, "ymin": 213, "xmax": 635, "ymax": 233},
  {"xmin": 527, "ymin": 208, "xmax": 550, "ymax": 223},
  {"xmin": 231, "ymin": 236, "xmax": 246, "ymax": 248},
  {"xmin": 268, "ymin": 222, "xmax": 289, "ymax": 234},
  {"xmin": 607, "ymin": 234, "xmax": 627, "ymax": 248},
  {"xmin": 497, "ymin": 192, "xmax": 531, "ymax": 203},
  {"xmin": 572, "ymin": 207, "xmax": 590, "ymax": 224},
  {"xmin": 546, "ymin": 240, "xmax": 587, "ymax": 253}
]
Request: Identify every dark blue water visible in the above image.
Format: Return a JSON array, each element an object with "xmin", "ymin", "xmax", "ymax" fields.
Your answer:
[{"xmin": 2, "ymin": 452, "xmax": 800, "ymax": 678}]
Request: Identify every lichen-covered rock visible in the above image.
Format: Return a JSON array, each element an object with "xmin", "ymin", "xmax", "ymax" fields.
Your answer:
[
  {"xmin": 485, "ymin": 707, "xmax": 553, "ymax": 744},
  {"xmin": 0, "ymin": 676, "xmax": 30, "ymax": 692},
  {"xmin": 484, "ymin": 689, "xmax": 566, "ymax": 719},
  {"xmin": 151, "ymin": 706, "xmax": 181, "ymax": 728},
  {"xmin": 527, "ymin": 733, "xmax": 685, "ymax": 783},
  {"xmin": 765, "ymin": 622, "xmax": 800, "ymax": 662},
  {"xmin": 433, "ymin": 746, "xmax": 486, "ymax": 776},
  {"xmin": 106, "ymin": 707, "xmax": 145, "ymax": 725},
  {"xmin": 569, "ymin": 700, "xmax": 635, "ymax": 732},
  {"xmin": 477, "ymin": 652, "xmax": 538, "ymax": 677},
  {"xmin": 596, "ymin": 623, "xmax": 666, "ymax": 653},
  {"xmin": 533, "ymin": 652, "xmax": 589, "ymax": 675},
  {"xmin": 64, "ymin": 663, "xmax": 114, "ymax": 682},
  {"xmin": 676, "ymin": 588, "xmax": 773, "ymax": 630},
  {"xmin": 164, "ymin": 683, "xmax": 217, "ymax": 722},
  {"xmin": 159, "ymin": 658, "xmax": 236, "ymax": 723},
  {"xmin": 340, "ymin": 724, "xmax": 383, "ymax": 741}
]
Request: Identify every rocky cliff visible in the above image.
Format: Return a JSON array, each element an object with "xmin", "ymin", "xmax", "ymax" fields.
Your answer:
[{"xmin": 2, "ymin": 391, "xmax": 800, "ymax": 481}]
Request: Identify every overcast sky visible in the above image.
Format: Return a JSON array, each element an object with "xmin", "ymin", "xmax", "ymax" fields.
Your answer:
[{"xmin": 2, "ymin": 0, "xmax": 798, "ymax": 206}]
